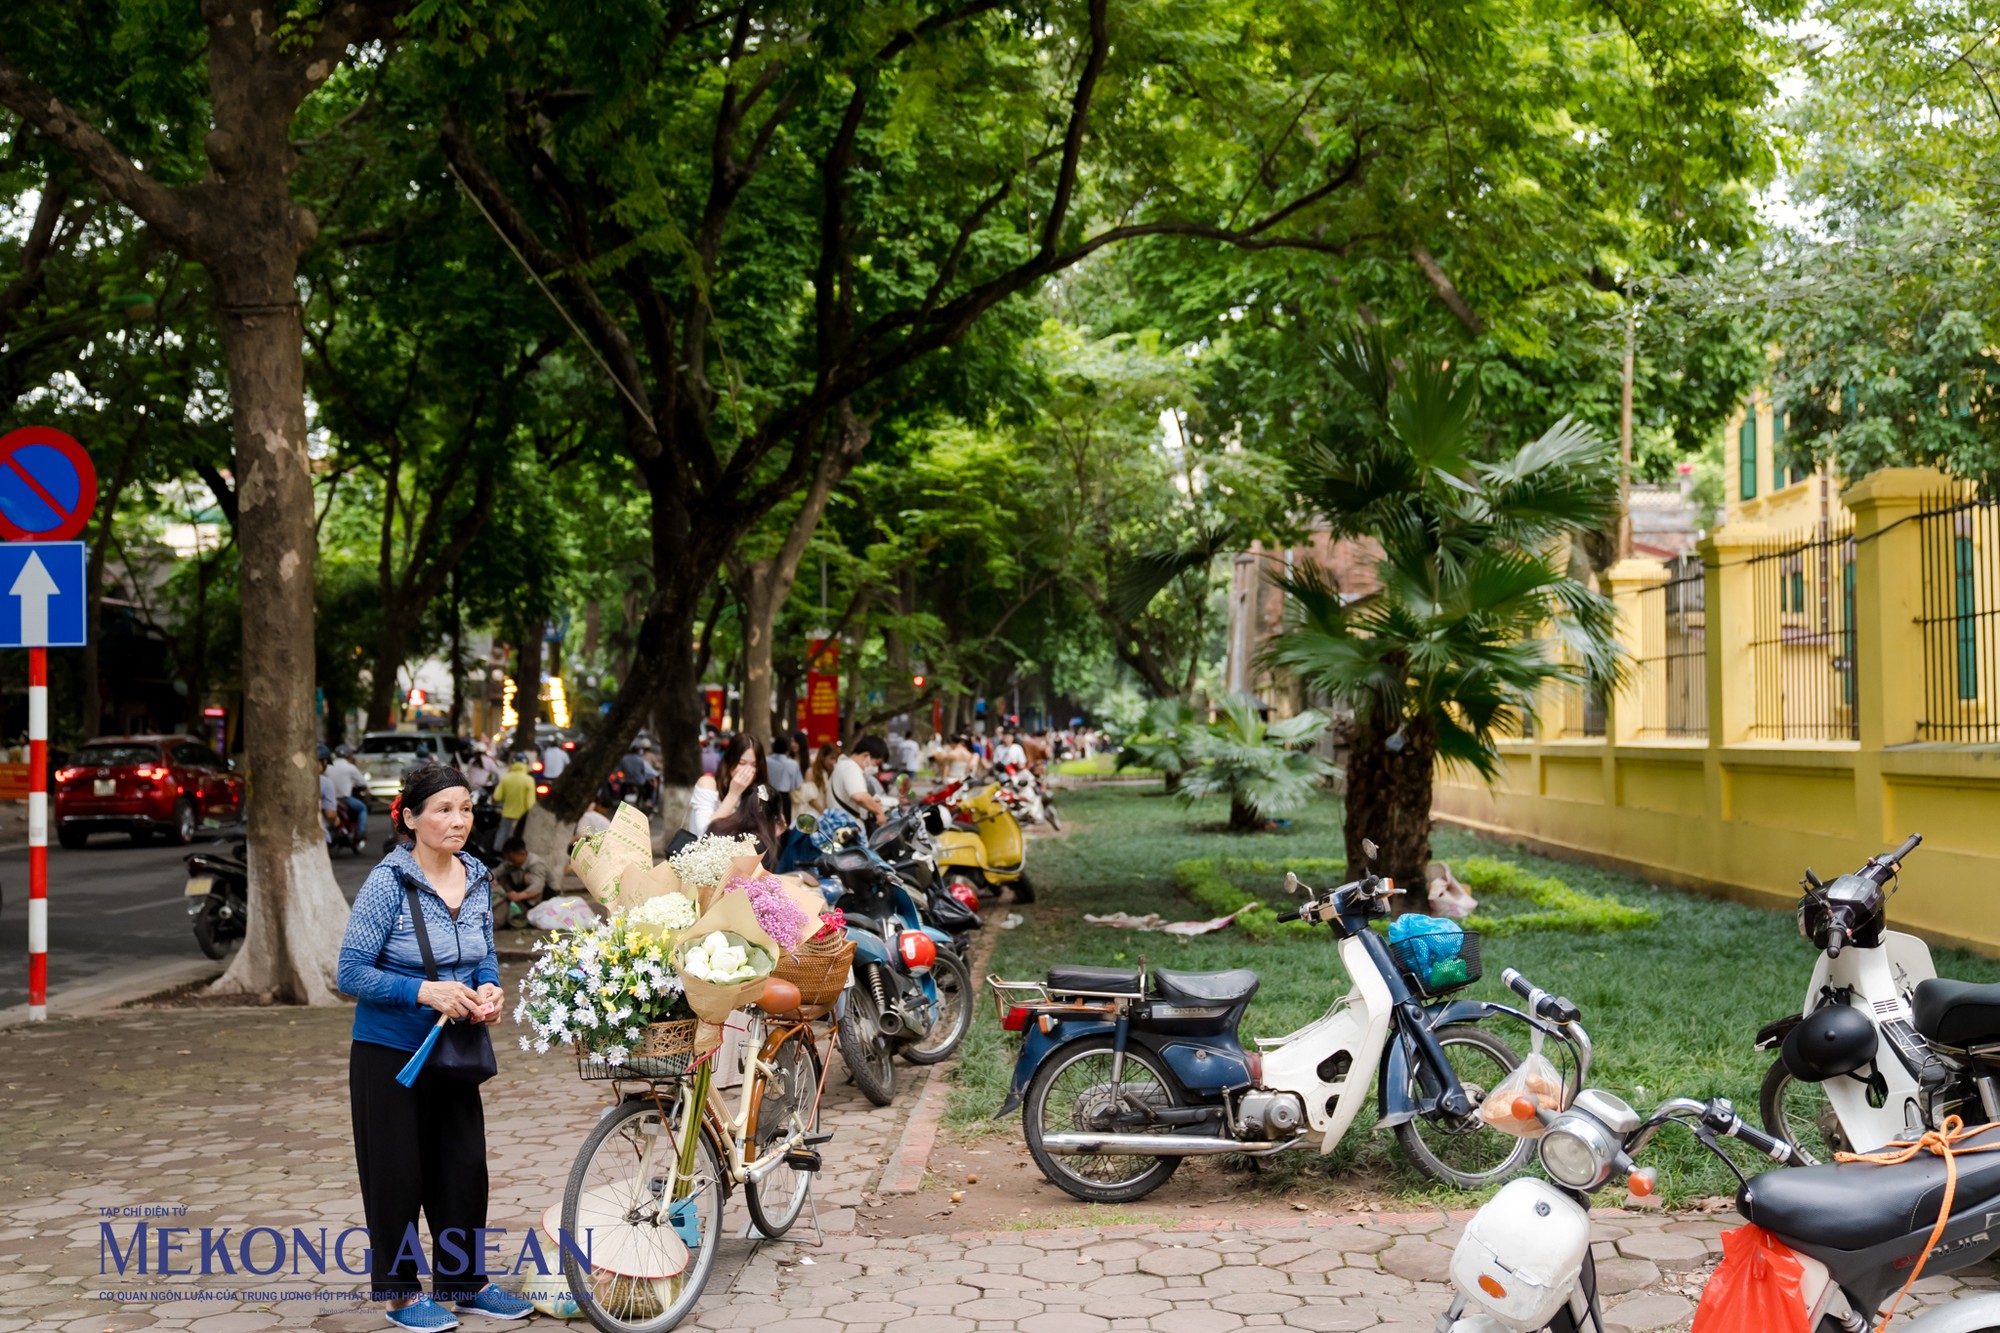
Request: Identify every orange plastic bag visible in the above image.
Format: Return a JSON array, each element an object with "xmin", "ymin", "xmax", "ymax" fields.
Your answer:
[{"xmin": 1690, "ymin": 1224, "xmax": 1809, "ymax": 1333}]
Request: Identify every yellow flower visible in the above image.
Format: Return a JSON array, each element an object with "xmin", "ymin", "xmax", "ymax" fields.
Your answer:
[{"xmin": 600, "ymin": 985, "xmax": 615, "ymax": 997}]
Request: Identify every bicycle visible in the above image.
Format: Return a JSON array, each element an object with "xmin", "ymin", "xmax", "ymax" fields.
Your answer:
[{"xmin": 559, "ymin": 999, "xmax": 836, "ymax": 1332}]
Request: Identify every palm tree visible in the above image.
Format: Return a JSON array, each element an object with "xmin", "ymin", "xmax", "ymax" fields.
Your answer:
[
  {"xmin": 1179, "ymin": 695, "xmax": 1335, "ymax": 831},
  {"xmin": 1115, "ymin": 697, "xmax": 1202, "ymax": 792},
  {"xmin": 1266, "ymin": 329, "xmax": 1621, "ymax": 903}
]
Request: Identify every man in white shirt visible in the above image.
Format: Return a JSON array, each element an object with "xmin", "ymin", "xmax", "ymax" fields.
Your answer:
[
  {"xmin": 326, "ymin": 746, "xmax": 369, "ymax": 844},
  {"xmin": 995, "ymin": 731, "xmax": 1028, "ymax": 770},
  {"xmin": 830, "ymin": 736, "xmax": 889, "ymax": 820},
  {"xmin": 541, "ymin": 739, "xmax": 569, "ymax": 779}
]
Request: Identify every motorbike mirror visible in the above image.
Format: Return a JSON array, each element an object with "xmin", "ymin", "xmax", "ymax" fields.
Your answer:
[
  {"xmin": 1284, "ymin": 871, "xmax": 1302, "ymax": 897},
  {"xmin": 1360, "ymin": 838, "xmax": 1378, "ymax": 862}
]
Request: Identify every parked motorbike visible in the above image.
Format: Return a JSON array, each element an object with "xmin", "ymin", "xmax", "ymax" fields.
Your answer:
[
  {"xmin": 1753, "ymin": 832, "xmax": 2000, "ymax": 1164},
  {"xmin": 1441, "ymin": 970, "xmax": 2000, "ymax": 1333},
  {"xmin": 867, "ymin": 806, "xmax": 983, "ymax": 954},
  {"xmin": 185, "ymin": 832, "xmax": 248, "ymax": 960},
  {"xmin": 815, "ymin": 827, "xmax": 975, "ymax": 1106},
  {"xmin": 931, "ymin": 780, "xmax": 1033, "ymax": 903},
  {"xmin": 988, "ymin": 845, "xmax": 1587, "ymax": 1202}
]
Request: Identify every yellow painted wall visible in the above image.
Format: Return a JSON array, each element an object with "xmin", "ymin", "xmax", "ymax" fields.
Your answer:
[{"xmin": 1435, "ymin": 463, "xmax": 2000, "ymax": 956}]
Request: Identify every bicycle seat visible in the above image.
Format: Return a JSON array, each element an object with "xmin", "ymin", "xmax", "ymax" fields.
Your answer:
[
  {"xmin": 1153, "ymin": 968, "xmax": 1259, "ymax": 1007},
  {"xmin": 1912, "ymin": 979, "xmax": 2000, "ymax": 1047},
  {"xmin": 1047, "ymin": 965, "xmax": 1142, "ymax": 995},
  {"xmin": 1738, "ymin": 1137, "xmax": 2000, "ymax": 1251}
]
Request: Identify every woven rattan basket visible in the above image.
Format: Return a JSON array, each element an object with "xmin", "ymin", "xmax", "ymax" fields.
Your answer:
[
  {"xmin": 575, "ymin": 1018, "xmax": 701, "ymax": 1082},
  {"xmin": 772, "ymin": 939, "xmax": 856, "ymax": 1007}
]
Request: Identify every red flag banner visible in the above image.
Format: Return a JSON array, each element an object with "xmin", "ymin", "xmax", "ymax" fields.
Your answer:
[{"xmin": 805, "ymin": 637, "xmax": 840, "ymax": 749}]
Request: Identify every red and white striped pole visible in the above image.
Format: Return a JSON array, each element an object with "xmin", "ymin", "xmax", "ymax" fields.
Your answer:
[{"xmin": 27, "ymin": 646, "xmax": 46, "ymax": 1020}]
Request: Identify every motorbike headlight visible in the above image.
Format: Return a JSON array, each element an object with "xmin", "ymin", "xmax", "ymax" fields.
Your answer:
[{"xmin": 1537, "ymin": 1112, "xmax": 1619, "ymax": 1190}]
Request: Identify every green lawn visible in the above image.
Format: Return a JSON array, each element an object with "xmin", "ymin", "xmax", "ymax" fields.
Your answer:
[{"xmin": 952, "ymin": 784, "xmax": 2000, "ymax": 1205}]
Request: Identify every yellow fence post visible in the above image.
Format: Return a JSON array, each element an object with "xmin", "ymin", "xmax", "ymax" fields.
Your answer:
[
  {"xmin": 1606, "ymin": 558, "xmax": 1668, "ymax": 744},
  {"xmin": 1845, "ymin": 468, "xmax": 1950, "ymax": 750},
  {"xmin": 1703, "ymin": 524, "xmax": 1766, "ymax": 745}
]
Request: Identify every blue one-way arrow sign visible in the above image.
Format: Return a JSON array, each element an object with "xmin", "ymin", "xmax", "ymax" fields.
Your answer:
[{"xmin": 0, "ymin": 542, "xmax": 85, "ymax": 647}]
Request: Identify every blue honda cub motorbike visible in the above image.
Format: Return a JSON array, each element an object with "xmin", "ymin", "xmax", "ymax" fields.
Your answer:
[
  {"xmin": 811, "ymin": 815, "xmax": 975, "ymax": 1107},
  {"xmin": 988, "ymin": 842, "xmax": 1591, "ymax": 1202}
]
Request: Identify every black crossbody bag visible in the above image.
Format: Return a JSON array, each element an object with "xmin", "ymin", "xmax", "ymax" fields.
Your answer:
[{"xmin": 397, "ymin": 870, "xmax": 498, "ymax": 1085}]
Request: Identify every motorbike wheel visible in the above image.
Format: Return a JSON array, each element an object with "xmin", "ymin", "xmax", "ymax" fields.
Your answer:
[
  {"xmin": 837, "ymin": 969, "xmax": 898, "ymax": 1107},
  {"xmin": 1045, "ymin": 803, "xmax": 1061, "ymax": 832},
  {"xmin": 1759, "ymin": 1059, "xmax": 1849, "ymax": 1166},
  {"xmin": 1394, "ymin": 1024, "xmax": 1535, "ymax": 1190},
  {"xmin": 900, "ymin": 949, "xmax": 973, "ymax": 1065},
  {"xmin": 167, "ymin": 800, "xmax": 197, "ymax": 847},
  {"xmin": 1011, "ymin": 873, "xmax": 1035, "ymax": 905},
  {"xmin": 192, "ymin": 900, "xmax": 233, "ymax": 960},
  {"xmin": 1023, "ymin": 1035, "xmax": 1184, "ymax": 1203}
]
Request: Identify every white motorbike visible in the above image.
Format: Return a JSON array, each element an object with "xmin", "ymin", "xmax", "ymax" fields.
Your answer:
[
  {"xmin": 1755, "ymin": 834, "xmax": 2000, "ymax": 1164},
  {"xmin": 1443, "ymin": 970, "xmax": 2000, "ymax": 1333},
  {"xmin": 989, "ymin": 849, "xmax": 1590, "ymax": 1201}
]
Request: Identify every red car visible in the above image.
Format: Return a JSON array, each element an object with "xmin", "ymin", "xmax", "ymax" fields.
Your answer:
[{"xmin": 54, "ymin": 734, "xmax": 245, "ymax": 848}]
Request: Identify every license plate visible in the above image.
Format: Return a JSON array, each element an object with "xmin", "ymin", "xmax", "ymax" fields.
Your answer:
[
  {"xmin": 184, "ymin": 875, "xmax": 215, "ymax": 897},
  {"xmin": 94, "ymin": 779, "xmax": 115, "ymax": 796}
]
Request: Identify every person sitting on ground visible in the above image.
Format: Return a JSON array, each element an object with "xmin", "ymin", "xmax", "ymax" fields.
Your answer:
[
  {"xmin": 687, "ymin": 733, "xmax": 765, "ymax": 836},
  {"xmin": 490, "ymin": 835, "xmax": 557, "ymax": 929},
  {"xmin": 576, "ymin": 793, "xmax": 614, "ymax": 839}
]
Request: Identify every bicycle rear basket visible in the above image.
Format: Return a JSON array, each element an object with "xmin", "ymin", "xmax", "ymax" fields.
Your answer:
[{"xmin": 1390, "ymin": 929, "xmax": 1483, "ymax": 999}]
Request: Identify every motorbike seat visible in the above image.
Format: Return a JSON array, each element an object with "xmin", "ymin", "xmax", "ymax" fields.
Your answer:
[
  {"xmin": 842, "ymin": 912, "xmax": 884, "ymax": 935},
  {"xmin": 1912, "ymin": 979, "xmax": 2000, "ymax": 1048},
  {"xmin": 1152, "ymin": 968, "xmax": 1260, "ymax": 1007},
  {"xmin": 824, "ymin": 849, "xmax": 877, "ymax": 877},
  {"xmin": 1047, "ymin": 965, "xmax": 1143, "ymax": 995},
  {"xmin": 1737, "ymin": 1141, "xmax": 2000, "ymax": 1251}
]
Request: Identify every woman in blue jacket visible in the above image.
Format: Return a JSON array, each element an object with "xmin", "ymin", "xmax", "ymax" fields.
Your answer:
[{"xmin": 337, "ymin": 763, "xmax": 532, "ymax": 1330}]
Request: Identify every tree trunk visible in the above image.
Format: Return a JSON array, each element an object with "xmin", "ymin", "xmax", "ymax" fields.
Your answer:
[
  {"xmin": 81, "ymin": 441, "xmax": 139, "ymax": 738},
  {"xmin": 1342, "ymin": 710, "xmax": 1437, "ymax": 914},
  {"xmin": 510, "ymin": 626, "xmax": 543, "ymax": 756},
  {"xmin": 365, "ymin": 608, "xmax": 411, "ymax": 730},
  {"xmin": 448, "ymin": 569, "xmax": 464, "ymax": 736},
  {"xmin": 736, "ymin": 407, "xmax": 871, "ymax": 746},
  {"xmin": 1228, "ymin": 794, "xmax": 1262, "ymax": 832},
  {"xmin": 209, "ymin": 290, "xmax": 350, "ymax": 1004}
]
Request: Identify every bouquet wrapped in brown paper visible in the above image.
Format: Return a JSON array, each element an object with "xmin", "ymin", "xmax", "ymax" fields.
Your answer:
[
  {"xmin": 571, "ymin": 803, "xmax": 657, "ymax": 903},
  {"xmin": 673, "ymin": 928, "xmax": 777, "ymax": 1051}
]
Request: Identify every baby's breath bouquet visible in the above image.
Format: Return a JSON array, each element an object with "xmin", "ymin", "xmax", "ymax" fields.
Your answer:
[{"xmin": 515, "ymin": 903, "xmax": 694, "ymax": 1068}]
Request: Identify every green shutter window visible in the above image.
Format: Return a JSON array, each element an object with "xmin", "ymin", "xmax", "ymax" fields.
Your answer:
[
  {"xmin": 1740, "ymin": 419, "xmax": 1757, "ymax": 499},
  {"xmin": 1789, "ymin": 568, "xmax": 1805, "ymax": 616},
  {"xmin": 1772, "ymin": 412, "xmax": 1787, "ymax": 492},
  {"xmin": 1958, "ymin": 537, "xmax": 1978, "ymax": 700}
]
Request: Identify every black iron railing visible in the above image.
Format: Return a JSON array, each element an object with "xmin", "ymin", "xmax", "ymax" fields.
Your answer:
[
  {"xmin": 1635, "ymin": 555, "xmax": 1708, "ymax": 738},
  {"xmin": 1745, "ymin": 519, "xmax": 1858, "ymax": 741},
  {"xmin": 1916, "ymin": 494, "xmax": 2000, "ymax": 741}
]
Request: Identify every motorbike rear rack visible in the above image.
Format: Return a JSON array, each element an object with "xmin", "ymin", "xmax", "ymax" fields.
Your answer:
[{"xmin": 986, "ymin": 976, "xmax": 1130, "ymax": 1021}]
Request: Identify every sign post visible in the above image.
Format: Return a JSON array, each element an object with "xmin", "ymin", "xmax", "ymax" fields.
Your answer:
[{"xmin": 0, "ymin": 427, "xmax": 96, "ymax": 1022}]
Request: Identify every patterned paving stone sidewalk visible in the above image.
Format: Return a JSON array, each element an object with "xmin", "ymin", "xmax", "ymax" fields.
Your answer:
[{"xmin": 2, "ymin": 979, "xmax": 1994, "ymax": 1332}]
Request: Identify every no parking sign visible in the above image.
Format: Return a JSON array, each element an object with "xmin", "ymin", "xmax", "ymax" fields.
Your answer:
[{"xmin": 0, "ymin": 426, "xmax": 97, "ymax": 541}]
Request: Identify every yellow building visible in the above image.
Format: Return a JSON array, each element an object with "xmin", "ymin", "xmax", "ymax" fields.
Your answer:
[{"xmin": 1433, "ymin": 399, "xmax": 2000, "ymax": 953}]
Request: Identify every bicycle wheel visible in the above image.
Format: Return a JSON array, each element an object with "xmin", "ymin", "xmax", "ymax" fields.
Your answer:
[
  {"xmin": 1394, "ymin": 1024, "xmax": 1534, "ymax": 1190},
  {"xmin": 561, "ymin": 1095, "xmax": 725, "ymax": 1333},
  {"xmin": 900, "ymin": 948, "xmax": 973, "ymax": 1065},
  {"xmin": 837, "ymin": 968, "xmax": 897, "ymax": 1106},
  {"xmin": 1759, "ymin": 1058, "xmax": 1848, "ymax": 1166},
  {"xmin": 744, "ymin": 1032, "xmax": 822, "ymax": 1238}
]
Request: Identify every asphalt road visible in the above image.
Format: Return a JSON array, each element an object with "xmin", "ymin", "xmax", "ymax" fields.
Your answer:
[{"xmin": 0, "ymin": 826, "xmax": 384, "ymax": 1011}]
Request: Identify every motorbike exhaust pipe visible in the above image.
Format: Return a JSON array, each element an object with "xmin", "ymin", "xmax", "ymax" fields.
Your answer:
[
  {"xmin": 876, "ymin": 1008, "xmax": 905, "ymax": 1036},
  {"xmin": 1037, "ymin": 1132, "xmax": 1303, "ymax": 1157}
]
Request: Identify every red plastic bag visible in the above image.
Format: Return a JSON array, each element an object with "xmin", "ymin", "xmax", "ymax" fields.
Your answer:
[{"xmin": 1691, "ymin": 1225, "xmax": 1809, "ymax": 1333}]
